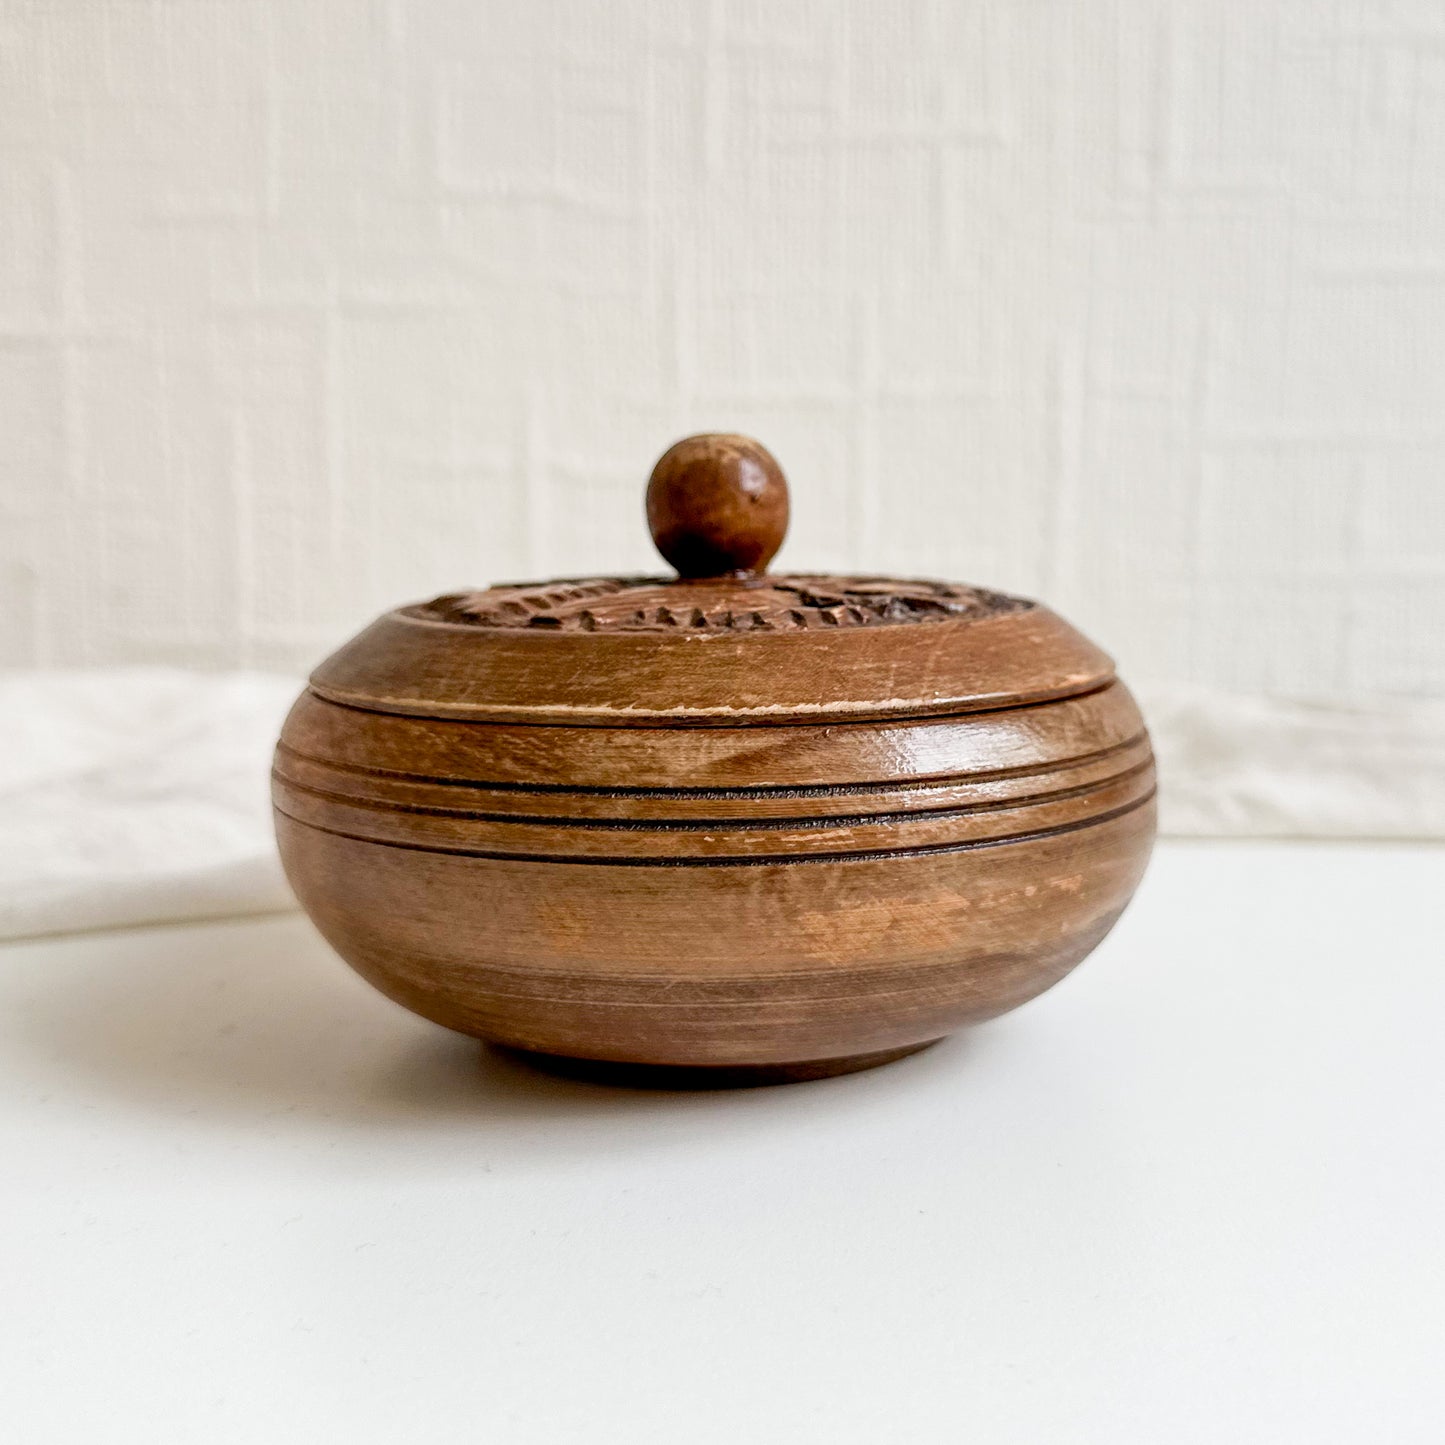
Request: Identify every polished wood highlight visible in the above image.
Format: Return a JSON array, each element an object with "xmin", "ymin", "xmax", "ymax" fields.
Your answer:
[{"xmin": 645, "ymin": 432, "xmax": 789, "ymax": 578}]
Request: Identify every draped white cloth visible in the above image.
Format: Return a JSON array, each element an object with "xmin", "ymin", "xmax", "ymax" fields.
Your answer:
[
  {"xmin": 2, "ymin": 669, "xmax": 1441, "ymax": 940},
  {"xmin": 0, "ymin": 671, "xmax": 299, "ymax": 941}
]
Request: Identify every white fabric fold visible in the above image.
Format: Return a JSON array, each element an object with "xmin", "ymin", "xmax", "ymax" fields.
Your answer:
[
  {"xmin": 1138, "ymin": 686, "xmax": 1445, "ymax": 841},
  {"xmin": 0, "ymin": 670, "xmax": 300, "ymax": 940}
]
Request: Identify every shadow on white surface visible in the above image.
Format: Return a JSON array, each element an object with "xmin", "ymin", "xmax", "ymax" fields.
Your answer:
[
  {"xmin": 8, "ymin": 845, "xmax": 1444, "ymax": 1443},
  {"xmin": 11, "ymin": 911, "xmax": 975, "ymax": 1145}
]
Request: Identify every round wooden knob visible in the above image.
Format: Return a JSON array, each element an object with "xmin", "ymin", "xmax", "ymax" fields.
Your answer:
[{"xmin": 646, "ymin": 433, "xmax": 789, "ymax": 579}]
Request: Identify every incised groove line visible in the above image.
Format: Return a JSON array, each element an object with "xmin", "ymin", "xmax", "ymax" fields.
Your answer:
[{"xmin": 273, "ymin": 786, "xmax": 1156, "ymax": 867}]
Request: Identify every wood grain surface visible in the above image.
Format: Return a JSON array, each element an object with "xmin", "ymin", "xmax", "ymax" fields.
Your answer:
[
  {"xmin": 273, "ymin": 435, "xmax": 1156, "ymax": 1082},
  {"xmin": 274, "ymin": 682, "xmax": 1154, "ymax": 1076},
  {"xmin": 645, "ymin": 432, "xmax": 789, "ymax": 578}
]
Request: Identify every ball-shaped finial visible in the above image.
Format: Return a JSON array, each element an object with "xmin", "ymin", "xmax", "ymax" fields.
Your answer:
[{"xmin": 646, "ymin": 433, "xmax": 789, "ymax": 578}]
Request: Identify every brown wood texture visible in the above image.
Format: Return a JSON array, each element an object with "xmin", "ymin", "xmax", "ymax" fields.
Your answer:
[
  {"xmin": 273, "ymin": 432, "xmax": 1156, "ymax": 1081},
  {"xmin": 274, "ymin": 681, "xmax": 1155, "ymax": 1073},
  {"xmin": 308, "ymin": 602, "xmax": 1114, "ymax": 724},
  {"xmin": 645, "ymin": 433, "xmax": 789, "ymax": 578},
  {"xmin": 409, "ymin": 574, "xmax": 1028, "ymax": 633}
]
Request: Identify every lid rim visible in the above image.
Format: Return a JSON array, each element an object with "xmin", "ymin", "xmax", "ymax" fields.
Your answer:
[
  {"xmin": 307, "ymin": 602, "xmax": 1115, "ymax": 728},
  {"xmin": 304, "ymin": 675, "xmax": 1118, "ymax": 729}
]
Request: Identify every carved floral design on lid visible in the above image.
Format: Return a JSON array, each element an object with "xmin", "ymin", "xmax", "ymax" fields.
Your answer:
[{"xmin": 407, "ymin": 575, "xmax": 1031, "ymax": 634}]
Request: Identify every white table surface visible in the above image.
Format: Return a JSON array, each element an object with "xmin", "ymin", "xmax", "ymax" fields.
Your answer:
[{"xmin": 3, "ymin": 840, "xmax": 1442, "ymax": 1444}]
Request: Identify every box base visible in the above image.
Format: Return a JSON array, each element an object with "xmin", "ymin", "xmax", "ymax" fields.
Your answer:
[{"xmin": 493, "ymin": 1038, "xmax": 942, "ymax": 1090}]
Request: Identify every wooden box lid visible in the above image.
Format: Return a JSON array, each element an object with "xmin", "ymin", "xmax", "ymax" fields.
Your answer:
[{"xmin": 309, "ymin": 434, "xmax": 1115, "ymax": 726}]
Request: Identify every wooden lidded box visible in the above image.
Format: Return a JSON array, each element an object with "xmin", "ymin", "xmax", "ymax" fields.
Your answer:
[{"xmin": 273, "ymin": 435, "xmax": 1155, "ymax": 1085}]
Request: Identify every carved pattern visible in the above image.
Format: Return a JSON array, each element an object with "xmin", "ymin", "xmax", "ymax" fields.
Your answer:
[{"xmin": 408, "ymin": 576, "xmax": 1032, "ymax": 633}]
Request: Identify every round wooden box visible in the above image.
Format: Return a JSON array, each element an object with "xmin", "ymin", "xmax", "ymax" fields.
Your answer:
[{"xmin": 273, "ymin": 435, "xmax": 1156, "ymax": 1085}]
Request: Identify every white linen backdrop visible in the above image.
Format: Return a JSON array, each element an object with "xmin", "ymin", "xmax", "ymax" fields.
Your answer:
[
  {"xmin": 3, "ymin": 4, "xmax": 1444, "ymax": 699},
  {"xmin": 4, "ymin": 5, "xmax": 1445, "ymax": 936},
  {"xmin": 3, "ymin": 668, "xmax": 1441, "ymax": 941}
]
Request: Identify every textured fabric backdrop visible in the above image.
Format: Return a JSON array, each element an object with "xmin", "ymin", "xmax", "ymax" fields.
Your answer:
[{"xmin": 2, "ymin": 2, "xmax": 1443, "ymax": 705}]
